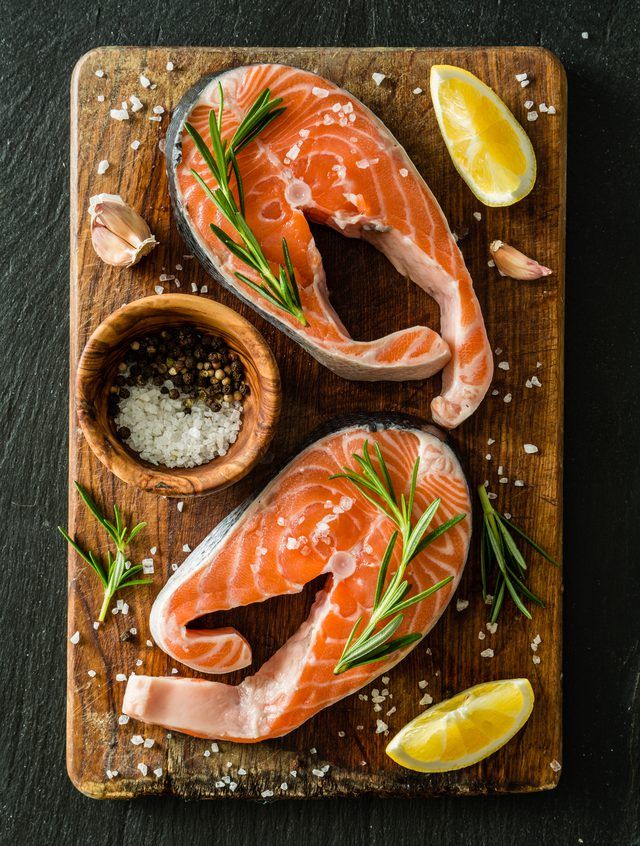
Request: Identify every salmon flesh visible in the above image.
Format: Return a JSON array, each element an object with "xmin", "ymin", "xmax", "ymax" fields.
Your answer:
[
  {"xmin": 123, "ymin": 416, "xmax": 471, "ymax": 741},
  {"xmin": 166, "ymin": 64, "xmax": 493, "ymax": 429}
]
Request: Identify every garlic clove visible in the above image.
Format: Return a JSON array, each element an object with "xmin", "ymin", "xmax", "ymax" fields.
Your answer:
[
  {"xmin": 88, "ymin": 193, "xmax": 157, "ymax": 268},
  {"xmin": 489, "ymin": 240, "xmax": 552, "ymax": 280}
]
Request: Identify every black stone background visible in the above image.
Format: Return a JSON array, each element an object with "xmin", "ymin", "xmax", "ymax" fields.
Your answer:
[{"xmin": 1, "ymin": 1, "xmax": 638, "ymax": 844}]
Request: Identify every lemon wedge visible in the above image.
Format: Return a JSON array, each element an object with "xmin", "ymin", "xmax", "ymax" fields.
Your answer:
[
  {"xmin": 430, "ymin": 65, "xmax": 536, "ymax": 206},
  {"xmin": 385, "ymin": 678, "xmax": 534, "ymax": 772}
]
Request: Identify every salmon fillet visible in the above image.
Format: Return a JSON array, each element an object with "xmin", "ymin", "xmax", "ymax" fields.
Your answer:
[
  {"xmin": 167, "ymin": 64, "xmax": 493, "ymax": 429},
  {"xmin": 123, "ymin": 416, "xmax": 471, "ymax": 741}
]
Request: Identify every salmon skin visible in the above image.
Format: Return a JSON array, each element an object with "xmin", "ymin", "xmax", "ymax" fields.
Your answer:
[
  {"xmin": 123, "ymin": 414, "xmax": 471, "ymax": 741},
  {"xmin": 166, "ymin": 63, "xmax": 493, "ymax": 429}
]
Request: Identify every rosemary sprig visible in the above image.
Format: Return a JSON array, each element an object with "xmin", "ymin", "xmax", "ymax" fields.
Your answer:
[
  {"xmin": 478, "ymin": 484, "xmax": 559, "ymax": 623},
  {"xmin": 184, "ymin": 85, "xmax": 308, "ymax": 326},
  {"xmin": 331, "ymin": 441, "xmax": 466, "ymax": 674},
  {"xmin": 58, "ymin": 482, "xmax": 152, "ymax": 622}
]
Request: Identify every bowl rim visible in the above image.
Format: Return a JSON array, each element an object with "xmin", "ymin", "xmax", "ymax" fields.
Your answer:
[{"xmin": 75, "ymin": 293, "xmax": 281, "ymax": 496}]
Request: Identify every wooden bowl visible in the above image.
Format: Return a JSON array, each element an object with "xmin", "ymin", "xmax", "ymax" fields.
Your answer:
[{"xmin": 76, "ymin": 294, "xmax": 281, "ymax": 496}]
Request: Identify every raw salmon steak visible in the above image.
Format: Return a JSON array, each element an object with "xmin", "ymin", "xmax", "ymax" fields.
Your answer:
[
  {"xmin": 167, "ymin": 64, "xmax": 493, "ymax": 429},
  {"xmin": 123, "ymin": 416, "xmax": 471, "ymax": 741}
]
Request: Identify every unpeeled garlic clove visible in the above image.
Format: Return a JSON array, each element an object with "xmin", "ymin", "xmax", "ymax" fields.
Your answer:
[
  {"xmin": 88, "ymin": 194, "xmax": 157, "ymax": 268},
  {"xmin": 489, "ymin": 240, "xmax": 552, "ymax": 280}
]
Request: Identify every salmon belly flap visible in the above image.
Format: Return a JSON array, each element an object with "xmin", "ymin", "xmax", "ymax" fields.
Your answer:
[
  {"xmin": 123, "ymin": 419, "xmax": 471, "ymax": 741},
  {"xmin": 168, "ymin": 63, "xmax": 493, "ymax": 429}
]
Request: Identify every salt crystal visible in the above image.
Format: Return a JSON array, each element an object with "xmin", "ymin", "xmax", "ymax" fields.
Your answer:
[
  {"xmin": 131, "ymin": 140, "xmax": 141, "ymax": 150},
  {"xmin": 93, "ymin": 621, "xmax": 100, "ymax": 630},
  {"xmin": 153, "ymin": 105, "xmax": 164, "ymax": 114},
  {"xmin": 118, "ymin": 714, "xmax": 129, "ymax": 725},
  {"xmin": 581, "ymin": 31, "xmax": 589, "ymax": 39},
  {"xmin": 486, "ymin": 454, "xmax": 492, "ymax": 461},
  {"xmin": 137, "ymin": 763, "xmax": 148, "ymax": 776},
  {"xmin": 166, "ymin": 60, "xmax": 174, "ymax": 71},
  {"xmin": 531, "ymin": 375, "xmax": 542, "ymax": 387},
  {"xmin": 312, "ymin": 768, "xmax": 325, "ymax": 777},
  {"xmin": 154, "ymin": 285, "xmax": 164, "ymax": 295},
  {"xmin": 480, "ymin": 648, "xmax": 494, "ymax": 658},
  {"xmin": 97, "ymin": 94, "xmax": 105, "ymax": 102},
  {"xmin": 473, "ymin": 211, "xmax": 482, "ymax": 221},
  {"xmin": 456, "ymin": 598, "xmax": 469, "ymax": 611},
  {"xmin": 310, "ymin": 747, "xmax": 317, "ymax": 754},
  {"xmin": 371, "ymin": 72, "xmax": 386, "ymax": 86},
  {"xmin": 171, "ymin": 668, "xmax": 178, "ymax": 674},
  {"xmin": 375, "ymin": 720, "xmax": 388, "ymax": 733},
  {"xmin": 356, "ymin": 159, "xmax": 370, "ymax": 169},
  {"xmin": 116, "ymin": 673, "xmax": 127, "ymax": 682},
  {"xmin": 524, "ymin": 443, "xmax": 539, "ymax": 454},
  {"xmin": 154, "ymin": 767, "xmax": 163, "ymax": 777},
  {"xmin": 191, "ymin": 282, "xmax": 198, "ymax": 292},
  {"xmin": 419, "ymin": 693, "xmax": 433, "ymax": 706},
  {"xmin": 527, "ymin": 111, "xmax": 539, "ymax": 122},
  {"xmin": 95, "ymin": 69, "xmax": 105, "ymax": 78},
  {"xmin": 203, "ymin": 750, "xmax": 210, "ymax": 757},
  {"xmin": 212, "ymin": 742, "xmax": 219, "ymax": 752},
  {"xmin": 130, "ymin": 95, "xmax": 144, "ymax": 112},
  {"xmin": 146, "ymin": 639, "xmax": 153, "ymax": 647},
  {"xmin": 142, "ymin": 558, "xmax": 154, "ymax": 574},
  {"xmin": 200, "ymin": 285, "xmax": 208, "ymax": 294},
  {"xmin": 498, "ymin": 361, "xmax": 510, "ymax": 370},
  {"xmin": 418, "ymin": 680, "xmax": 428, "ymax": 690},
  {"xmin": 486, "ymin": 622, "xmax": 498, "ymax": 634},
  {"xmin": 143, "ymin": 738, "xmax": 154, "ymax": 748},
  {"xmin": 499, "ymin": 477, "xmax": 508, "ymax": 484},
  {"xmin": 413, "ymin": 87, "xmax": 423, "ymax": 94},
  {"xmin": 311, "ymin": 86, "xmax": 329, "ymax": 97},
  {"xmin": 488, "ymin": 259, "xmax": 495, "ymax": 267},
  {"xmin": 524, "ymin": 100, "xmax": 534, "ymax": 109},
  {"xmin": 87, "ymin": 670, "xmax": 96, "ymax": 678},
  {"xmin": 487, "ymin": 493, "xmax": 497, "ymax": 500},
  {"xmin": 182, "ymin": 544, "xmax": 191, "ymax": 553},
  {"xmin": 110, "ymin": 108, "xmax": 129, "ymax": 121},
  {"xmin": 136, "ymin": 659, "xmax": 143, "ymax": 667},
  {"xmin": 140, "ymin": 74, "xmax": 151, "ymax": 88},
  {"xmin": 533, "ymin": 655, "xmax": 541, "ymax": 664},
  {"xmin": 539, "ymin": 102, "xmax": 548, "ymax": 112},
  {"xmin": 70, "ymin": 631, "xmax": 80, "ymax": 645},
  {"xmin": 503, "ymin": 393, "xmax": 512, "ymax": 403},
  {"xmin": 521, "ymin": 79, "xmax": 531, "ymax": 88},
  {"xmin": 149, "ymin": 116, "xmax": 161, "ymax": 122},
  {"xmin": 131, "ymin": 735, "xmax": 144, "ymax": 745},
  {"xmin": 97, "ymin": 160, "xmax": 109, "ymax": 175},
  {"xmin": 547, "ymin": 106, "xmax": 556, "ymax": 115},
  {"xmin": 286, "ymin": 144, "xmax": 300, "ymax": 161},
  {"xmin": 488, "ymin": 438, "xmax": 495, "ymax": 445},
  {"xmin": 177, "ymin": 501, "xmax": 184, "ymax": 512},
  {"xmin": 515, "ymin": 72, "xmax": 528, "ymax": 82},
  {"xmin": 478, "ymin": 631, "xmax": 486, "ymax": 640},
  {"xmin": 399, "ymin": 167, "xmax": 408, "ymax": 177},
  {"xmin": 514, "ymin": 480, "xmax": 525, "ymax": 487},
  {"xmin": 550, "ymin": 759, "xmax": 562, "ymax": 771}
]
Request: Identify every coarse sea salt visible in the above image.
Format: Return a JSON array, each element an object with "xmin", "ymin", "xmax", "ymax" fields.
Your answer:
[
  {"xmin": 115, "ymin": 386, "xmax": 242, "ymax": 468},
  {"xmin": 70, "ymin": 630, "xmax": 80, "ymax": 645},
  {"xmin": 97, "ymin": 160, "xmax": 109, "ymax": 175},
  {"xmin": 523, "ymin": 443, "xmax": 539, "ymax": 454},
  {"xmin": 371, "ymin": 72, "xmax": 386, "ymax": 86}
]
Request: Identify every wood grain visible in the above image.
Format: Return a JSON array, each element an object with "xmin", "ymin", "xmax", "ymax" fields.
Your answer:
[
  {"xmin": 68, "ymin": 46, "xmax": 566, "ymax": 799},
  {"xmin": 75, "ymin": 294, "xmax": 281, "ymax": 496}
]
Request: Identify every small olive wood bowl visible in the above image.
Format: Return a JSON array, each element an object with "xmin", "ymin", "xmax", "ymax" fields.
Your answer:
[{"xmin": 76, "ymin": 294, "xmax": 281, "ymax": 496}]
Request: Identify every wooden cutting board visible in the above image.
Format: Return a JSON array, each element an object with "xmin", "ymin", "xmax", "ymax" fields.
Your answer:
[{"xmin": 68, "ymin": 46, "xmax": 566, "ymax": 799}]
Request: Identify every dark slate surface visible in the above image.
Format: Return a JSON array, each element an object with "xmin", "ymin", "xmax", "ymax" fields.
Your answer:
[{"xmin": 1, "ymin": 1, "xmax": 638, "ymax": 843}]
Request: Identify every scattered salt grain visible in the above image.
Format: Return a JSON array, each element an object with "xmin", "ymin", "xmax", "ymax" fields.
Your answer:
[
  {"xmin": 110, "ymin": 108, "xmax": 129, "ymax": 121},
  {"xmin": 478, "ymin": 631, "xmax": 486, "ymax": 640},
  {"xmin": 310, "ymin": 747, "xmax": 317, "ymax": 754},
  {"xmin": 503, "ymin": 393, "xmax": 512, "ymax": 404},
  {"xmin": 375, "ymin": 720, "xmax": 388, "ymax": 734},
  {"xmin": 550, "ymin": 759, "xmax": 562, "ymax": 772},
  {"xmin": 171, "ymin": 668, "xmax": 178, "ymax": 674},
  {"xmin": 93, "ymin": 621, "xmax": 100, "ymax": 630},
  {"xmin": 116, "ymin": 673, "xmax": 127, "ymax": 682},
  {"xmin": 487, "ymin": 492, "xmax": 497, "ymax": 500},
  {"xmin": 131, "ymin": 735, "xmax": 144, "ymax": 745},
  {"xmin": 338, "ymin": 730, "xmax": 346, "ymax": 737},
  {"xmin": 136, "ymin": 659, "xmax": 143, "ymax": 667},
  {"xmin": 473, "ymin": 211, "xmax": 482, "ymax": 221},
  {"xmin": 203, "ymin": 749, "xmax": 211, "ymax": 757},
  {"xmin": 581, "ymin": 31, "xmax": 589, "ymax": 39},
  {"xmin": 312, "ymin": 768, "xmax": 325, "ymax": 777},
  {"xmin": 515, "ymin": 72, "xmax": 528, "ymax": 82},
  {"xmin": 211, "ymin": 742, "xmax": 219, "ymax": 752},
  {"xmin": 118, "ymin": 714, "xmax": 129, "ymax": 725},
  {"xmin": 456, "ymin": 599, "xmax": 469, "ymax": 611},
  {"xmin": 531, "ymin": 375, "xmax": 542, "ymax": 387},
  {"xmin": 200, "ymin": 285, "xmax": 208, "ymax": 294},
  {"xmin": 539, "ymin": 102, "xmax": 548, "ymax": 113},
  {"xmin": 521, "ymin": 79, "xmax": 531, "ymax": 88},
  {"xmin": 191, "ymin": 282, "xmax": 198, "ymax": 293},
  {"xmin": 140, "ymin": 74, "xmax": 151, "ymax": 88},
  {"xmin": 488, "ymin": 438, "xmax": 495, "ymax": 445},
  {"xmin": 70, "ymin": 630, "xmax": 80, "ymax": 645},
  {"xmin": 261, "ymin": 789, "xmax": 274, "ymax": 798},
  {"xmin": 371, "ymin": 72, "xmax": 386, "ymax": 86},
  {"xmin": 311, "ymin": 86, "xmax": 329, "ymax": 98},
  {"xmin": 527, "ymin": 111, "xmax": 539, "ymax": 122},
  {"xmin": 97, "ymin": 94, "xmax": 105, "ymax": 102},
  {"xmin": 399, "ymin": 167, "xmax": 408, "ymax": 178},
  {"xmin": 97, "ymin": 160, "xmax": 109, "ymax": 175},
  {"xmin": 488, "ymin": 259, "xmax": 495, "ymax": 267},
  {"xmin": 87, "ymin": 670, "xmax": 96, "ymax": 678},
  {"xmin": 418, "ymin": 680, "xmax": 428, "ymax": 690},
  {"xmin": 524, "ymin": 443, "xmax": 539, "ymax": 454},
  {"xmin": 153, "ymin": 105, "xmax": 165, "ymax": 115},
  {"xmin": 514, "ymin": 480, "xmax": 525, "ymax": 487},
  {"xmin": 499, "ymin": 476, "xmax": 508, "ymax": 484},
  {"xmin": 146, "ymin": 639, "xmax": 153, "ymax": 647},
  {"xmin": 131, "ymin": 140, "xmax": 141, "ymax": 151},
  {"xmin": 524, "ymin": 100, "xmax": 534, "ymax": 109},
  {"xmin": 137, "ymin": 763, "xmax": 148, "ymax": 776},
  {"xmin": 498, "ymin": 361, "xmax": 510, "ymax": 371},
  {"xmin": 485, "ymin": 454, "xmax": 492, "ymax": 461},
  {"xmin": 533, "ymin": 655, "xmax": 541, "ymax": 664},
  {"xmin": 547, "ymin": 106, "xmax": 556, "ymax": 115},
  {"xmin": 149, "ymin": 115, "xmax": 162, "ymax": 122},
  {"xmin": 166, "ymin": 60, "xmax": 175, "ymax": 71},
  {"xmin": 486, "ymin": 622, "xmax": 498, "ymax": 634},
  {"xmin": 142, "ymin": 558, "xmax": 154, "ymax": 574},
  {"xmin": 419, "ymin": 693, "xmax": 433, "ymax": 706},
  {"xmin": 143, "ymin": 738, "xmax": 155, "ymax": 748},
  {"xmin": 130, "ymin": 95, "xmax": 144, "ymax": 112},
  {"xmin": 182, "ymin": 544, "xmax": 191, "ymax": 553},
  {"xmin": 95, "ymin": 69, "xmax": 105, "ymax": 78},
  {"xmin": 154, "ymin": 285, "xmax": 164, "ymax": 295},
  {"xmin": 154, "ymin": 767, "xmax": 163, "ymax": 777},
  {"xmin": 480, "ymin": 648, "xmax": 495, "ymax": 658}
]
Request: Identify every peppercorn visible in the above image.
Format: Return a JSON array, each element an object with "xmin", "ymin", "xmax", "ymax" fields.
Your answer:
[{"xmin": 118, "ymin": 426, "xmax": 131, "ymax": 439}]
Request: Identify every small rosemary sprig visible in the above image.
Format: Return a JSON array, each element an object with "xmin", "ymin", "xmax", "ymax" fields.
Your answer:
[
  {"xmin": 184, "ymin": 85, "xmax": 308, "ymax": 326},
  {"xmin": 58, "ymin": 482, "xmax": 151, "ymax": 622},
  {"xmin": 478, "ymin": 485, "xmax": 559, "ymax": 623},
  {"xmin": 331, "ymin": 441, "xmax": 466, "ymax": 674}
]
